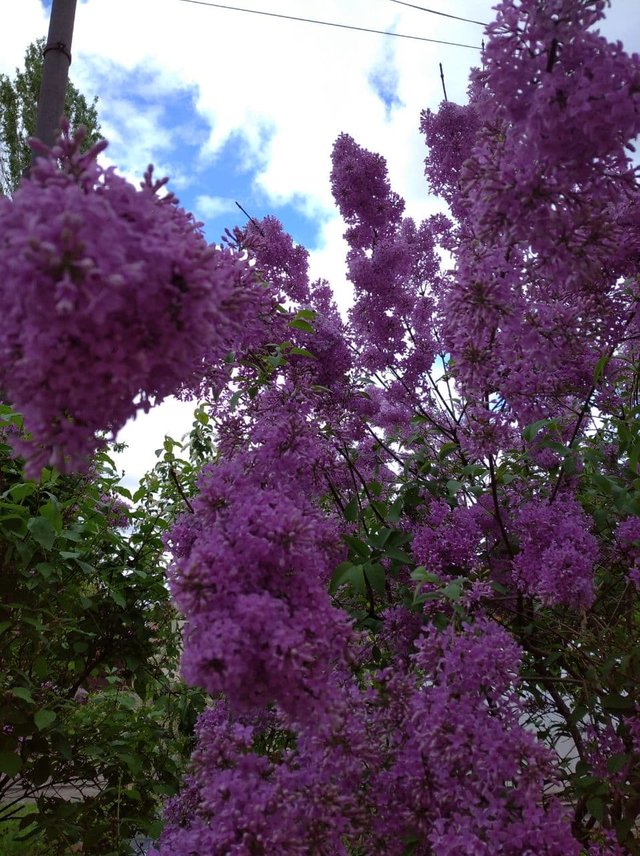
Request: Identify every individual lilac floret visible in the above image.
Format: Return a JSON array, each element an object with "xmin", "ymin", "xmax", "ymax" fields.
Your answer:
[{"xmin": 0, "ymin": 125, "xmax": 254, "ymax": 476}]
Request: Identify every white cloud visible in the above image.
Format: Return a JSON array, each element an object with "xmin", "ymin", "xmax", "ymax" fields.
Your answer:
[
  {"xmin": 308, "ymin": 214, "xmax": 353, "ymax": 313},
  {"xmin": 194, "ymin": 193, "xmax": 237, "ymax": 220},
  {"xmin": 113, "ymin": 396, "xmax": 194, "ymax": 489},
  {"xmin": 64, "ymin": 0, "xmax": 494, "ymax": 218},
  {"xmin": 0, "ymin": 1, "xmax": 48, "ymax": 76}
]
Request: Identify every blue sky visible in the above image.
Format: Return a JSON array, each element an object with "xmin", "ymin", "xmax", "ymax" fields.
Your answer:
[{"xmin": 3, "ymin": 0, "xmax": 640, "ymax": 483}]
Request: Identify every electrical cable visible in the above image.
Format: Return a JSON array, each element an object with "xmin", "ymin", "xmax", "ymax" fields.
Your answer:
[
  {"xmin": 175, "ymin": 0, "xmax": 482, "ymax": 50},
  {"xmin": 385, "ymin": 0, "xmax": 487, "ymax": 28}
]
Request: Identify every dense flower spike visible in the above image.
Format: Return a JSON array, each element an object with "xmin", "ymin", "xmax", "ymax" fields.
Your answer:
[
  {"xmin": 244, "ymin": 214, "xmax": 310, "ymax": 303},
  {"xmin": 511, "ymin": 495, "xmax": 597, "ymax": 609},
  {"xmin": 420, "ymin": 100, "xmax": 481, "ymax": 219},
  {"xmin": 167, "ymin": 406, "xmax": 354, "ymax": 723},
  {"xmin": 154, "ymin": 621, "xmax": 576, "ymax": 855},
  {"xmin": 426, "ymin": 0, "xmax": 640, "ymax": 426},
  {"xmin": 368, "ymin": 621, "xmax": 577, "ymax": 855},
  {"xmin": 0, "ymin": 126, "xmax": 255, "ymax": 475}
]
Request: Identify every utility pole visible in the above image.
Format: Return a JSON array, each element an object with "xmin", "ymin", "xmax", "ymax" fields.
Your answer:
[{"xmin": 32, "ymin": 0, "xmax": 77, "ymax": 157}]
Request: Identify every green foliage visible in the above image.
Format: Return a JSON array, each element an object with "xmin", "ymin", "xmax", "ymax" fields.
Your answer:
[
  {"xmin": 0, "ymin": 805, "xmax": 46, "ymax": 855},
  {"xmin": 0, "ymin": 39, "xmax": 101, "ymax": 195},
  {"xmin": 0, "ymin": 404, "xmax": 205, "ymax": 854}
]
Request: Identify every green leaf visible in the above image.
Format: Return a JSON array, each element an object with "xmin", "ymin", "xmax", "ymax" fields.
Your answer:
[
  {"xmin": 50, "ymin": 731, "xmax": 73, "ymax": 761},
  {"xmin": 364, "ymin": 562, "xmax": 385, "ymax": 594},
  {"xmin": 438, "ymin": 442, "xmax": 458, "ymax": 460},
  {"xmin": 344, "ymin": 565, "xmax": 368, "ymax": 597},
  {"xmin": 446, "ymin": 479, "xmax": 463, "ymax": 496},
  {"xmin": 410, "ymin": 566, "xmax": 439, "ymax": 583},
  {"xmin": 32, "ymin": 656, "xmax": 49, "ymax": 679},
  {"xmin": 146, "ymin": 819, "xmax": 164, "ymax": 838},
  {"xmin": 0, "ymin": 751, "xmax": 22, "ymax": 776},
  {"xmin": 288, "ymin": 346, "xmax": 316, "ymax": 359},
  {"xmin": 586, "ymin": 796, "xmax": 605, "ymax": 823},
  {"xmin": 607, "ymin": 753, "xmax": 630, "ymax": 775},
  {"xmin": 329, "ymin": 562, "xmax": 368, "ymax": 596},
  {"xmin": 441, "ymin": 580, "xmax": 463, "ymax": 600},
  {"xmin": 461, "ymin": 463, "xmax": 486, "ymax": 477},
  {"xmin": 288, "ymin": 318, "xmax": 315, "ymax": 333},
  {"xmin": 40, "ymin": 498, "xmax": 63, "ymax": 532},
  {"xmin": 387, "ymin": 496, "xmax": 404, "ymax": 523},
  {"xmin": 369, "ymin": 527, "xmax": 392, "ymax": 550},
  {"xmin": 29, "ymin": 756, "xmax": 51, "ymax": 786},
  {"xmin": 35, "ymin": 562, "xmax": 55, "ymax": 579},
  {"xmin": 12, "ymin": 686, "xmax": 34, "ymax": 704},
  {"xmin": 369, "ymin": 481, "xmax": 382, "ymax": 497},
  {"xmin": 34, "ymin": 709, "xmax": 56, "ymax": 730},
  {"xmin": 9, "ymin": 482, "xmax": 36, "ymax": 502},
  {"xmin": 343, "ymin": 497, "xmax": 359, "ymax": 523},
  {"xmin": 109, "ymin": 588, "xmax": 126, "ymax": 607},
  {"xmin": 602, "ymin": 693, "xmax": 635, "ymax": 712},
  {"xmin": 117, "ymin": 693, "xmax": 139, "ymax": 711},
  {"xmin": 593, "ymin": 352, "xmax": 610, "ymax": 385},
  {"xmin": 329, "ymin": 561, "xmax": 355, "ymax": 594},
  {"xmin": 27, "ymin": 516, "xmax": 55, "ymax": 550},
  {"xmin": 384, "ymin": 546, "xmax": 414, "ymax": 565},
  {"xmin": 228, "ymin": 389, "xmax": 243, "ymax": 411},
  {"xmin": 118, "ymin": 752, "xmax": 142, "ymax": 775},
  {"xmin": 522, "ymin": 418, "xmax": 553, "ymax": 443},
  {"xmin": 343, "ymin": 534, "xmax": 369, "ymax": 558}
]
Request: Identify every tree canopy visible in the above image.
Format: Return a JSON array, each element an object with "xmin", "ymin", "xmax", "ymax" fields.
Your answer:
[{"xmin": 0, "ymin": 39, "xmax": 101, "ymax": 195}]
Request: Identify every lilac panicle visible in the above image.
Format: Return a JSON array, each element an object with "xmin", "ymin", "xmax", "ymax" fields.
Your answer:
[{"xmin": 0, "ymin": 125, "xmax": 255, "ymax": 476}]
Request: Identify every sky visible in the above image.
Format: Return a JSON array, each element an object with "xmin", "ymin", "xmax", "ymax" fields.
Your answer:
[{"xmin": 3, "ymin": 0, "xmax": 640, "ymax": 485}]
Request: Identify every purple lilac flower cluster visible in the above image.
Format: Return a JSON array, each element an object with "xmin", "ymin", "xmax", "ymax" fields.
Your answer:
[
  {"xmin": 154, "ymin": 620, "xmax": 575, "ymax": 855},
  {"xmin": 615, "ymin": 516, "xmax": 640, "ymax": 591},
  {"xmin": 0, "ymin": 127, "xmax": 255, "ymax": 475},
  {"xmin": 412, "ymin": 499, "xmax": 484, "ymax": 578},
  {"xmin": 167, "ymin": 407, "xmax": 353, "ymax": 724},
  {"xmin": 428, "ymin": 0, "xmax": 640, "ymax": 429},
  {"xmin": 511, "ymin": 495, "xmax": 597, "ymax": 609}
]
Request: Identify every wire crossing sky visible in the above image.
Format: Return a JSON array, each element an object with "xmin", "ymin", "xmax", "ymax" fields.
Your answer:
[
  {"xmin": 175, "ymin": 0, "xmax": 483, "ymax": 50},
  {"xmin": 385, "ymin": 0, "xmax": 488, "ymax": 27}
]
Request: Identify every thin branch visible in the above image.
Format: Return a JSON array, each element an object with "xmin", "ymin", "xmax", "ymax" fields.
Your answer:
[{"xmin": 169, "ymin": 465, "xmax": 195, "ymax": 513}]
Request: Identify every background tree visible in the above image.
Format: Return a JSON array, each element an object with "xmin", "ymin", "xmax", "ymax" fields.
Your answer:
[
  {"xmin": 0, "ymin": 405, "xmax": 205, "ymax": 854},
  {"xmin": 0, "ymin": 38, "xmax": 100, "ymax": 195}
]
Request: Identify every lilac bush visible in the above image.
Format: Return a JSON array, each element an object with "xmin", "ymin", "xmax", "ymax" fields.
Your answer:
[
  {"xmin": 151, "ymin": 1, "xmax": 640, "ymax": 851},
  {"xmin": 4, "ymin": 0, "xmax": 640, "ymax": 853}
]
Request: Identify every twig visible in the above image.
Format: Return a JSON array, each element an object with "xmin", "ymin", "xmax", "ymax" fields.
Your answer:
[
  {"xmin": 235, "ymin": 201, "xmax": 265, "ymax": 236},
  {"xmin": 439, "ymin": 62, "xmax": 448, "ymax": 101},
  {"xmin": 169, "ymin": 465, "xmax": 195, "ymax": 513}
]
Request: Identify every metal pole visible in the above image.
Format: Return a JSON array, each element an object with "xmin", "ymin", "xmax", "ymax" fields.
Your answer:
[{"xmin": 32, "ymin": 0, "xmax": 77, "ymax": 155}]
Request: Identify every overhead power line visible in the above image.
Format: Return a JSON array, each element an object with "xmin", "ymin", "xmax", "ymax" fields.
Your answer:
[
  {"xmin": 385, "ymin": 0, "xmax": 487, "ymax": 28},
  {"xmin": 176, "ymin": 0, "xmax": 482, "ymax": 50}
]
